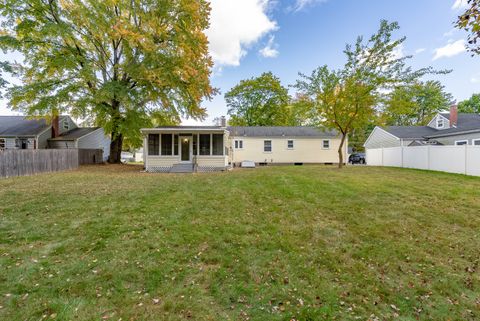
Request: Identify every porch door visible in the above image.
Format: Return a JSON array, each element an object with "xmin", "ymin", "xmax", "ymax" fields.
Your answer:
[{"xmin": 180, "ymin": 136, "xmax": 191, "ymax": 162}]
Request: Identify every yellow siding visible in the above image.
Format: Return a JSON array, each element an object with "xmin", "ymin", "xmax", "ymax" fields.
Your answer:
[
  {"xmin": 197, "ymin": 156, "xmax": 228, "ymax": 167},
  {"xmin": 146, "ymin": 156, "xmax": 179, "ymax": 167},
  {"xmin": 230, "ymin": 137, "xmax": 346, "ymax": 164}
]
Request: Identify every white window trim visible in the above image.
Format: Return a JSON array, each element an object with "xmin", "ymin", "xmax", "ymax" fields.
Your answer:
[
  {"xmin": 455, "ymin": 139, "xmax": 468, "ymax": 146},
  {"xmin": 473, "ymin": 138, "xmax": 480, "ymax": 146},
  {"xmin": 436, "ymin": 118, "xmax": 444, "ymax": 129},
  {"xmin": 263, "ymin": 140, "xmax": 272, "ymax": 153},
  {"xmin": 63, "ymin": 120, "xmax": 70, "ymax": 130},
  {"xmin": 322, "ymin": 139, "xmax": 330, "ymax": 150},
  {"xmin": 234, "ymin": 139, "xmax": 244, "ymax": 150},
  {"xmin": 287, "ymin": 139, "xmax": 294, "ymax": 150}
]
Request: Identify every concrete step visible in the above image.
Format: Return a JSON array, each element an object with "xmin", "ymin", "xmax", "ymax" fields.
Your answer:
[{"xmin": 170, "ymin": 163, "xmax": 194, "ymax": 173}]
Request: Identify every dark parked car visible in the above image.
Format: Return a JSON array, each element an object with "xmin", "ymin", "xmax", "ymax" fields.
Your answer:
[{"xmin": 349, "ymin": 153, "xmax": 366, "ymax": 164}]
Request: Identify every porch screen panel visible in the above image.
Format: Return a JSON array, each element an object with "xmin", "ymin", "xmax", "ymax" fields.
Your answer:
[
  {"xmin": 161, "ymin": 134, "xmax": 173, "ymax": 155},
  {"xmin": 174, "ymin": 135, "xmax": 179, "ymax": 155},
  {"xmin": 193, "ymin": 134, "xmax": 198, "ymax": 155},
  {"xmin": 148, "ymin": 134, "xmax": 159, "ymax": 155},
  {"xmin": 212, "ymin": 134, "xmax": 223, "ymax": 155},
  {"xmin": 199, "ymin": 134, "xmax": 210, "ymax": 155}
]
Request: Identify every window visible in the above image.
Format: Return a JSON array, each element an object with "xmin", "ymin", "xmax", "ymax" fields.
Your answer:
[
  {"xmin": 473, "ymin": 139, "xmax": 480, "ymax": 146},
  {"xmin": 287, "ymin": 140, "xmax": 294, "ymax": 149},
  {"xmin": 199, "ymin": 134, "xmax": 210, "ymax": 155},
  {"xmin": 161, "ymin": 134, "xmax": 173, "ymax": 155},
  {"xmin": 148, "ymin": 134, "xmax": 159, "ymax": 155},
  {"xmin": 63, "ymin": 120, "xmax": 69, "ymax": 130},
  {"xmin": 264, "ymin": 140, "xmax": 272, "ymax": 152},
  {"xmin": 437, "ymin": 118, "xmax": 444, "ymax": 129},
  {"xmin": 234, "ymin": 140, "xmax": 243, "ymax": 149},
  {"xmin": 455, "ymin": 140, "xmax": 468, "ymax": 146},
  {"xmin": 193, "ymin": 134, "xmax": 198, "ymax": 155},
  {"xmin": 174, "ymin": 135, "xmax": 179, "ymax": 155},
  {"xmin": 322, "ymin": 140, "xmax": 330, "ymax": 149},
  {"xmin": 0, "ymin": 138, "xmax": 5, "ymax": 150},
  {"xmin": 212, "ymin": 134, "xmax": 224, "ymax": 155}
]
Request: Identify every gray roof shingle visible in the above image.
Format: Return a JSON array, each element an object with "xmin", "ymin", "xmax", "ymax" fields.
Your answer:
[
  {"xmin": 227, "ymin": 126, "xmax": 338, "ymax": 137},
  {"xmin": 425, "ymin": 113, "xmax": 480, "ymax": 137},
  {"xmin": 0, "ymin": 116, "xmax": 50, "ymax": 136},
  {"xmin": 49, "ymin": 127, "xmax": 101, "ymax": 141},
  {"xmin": 382, "ymin": 126, "xmax": 438, "ymax": 139}
]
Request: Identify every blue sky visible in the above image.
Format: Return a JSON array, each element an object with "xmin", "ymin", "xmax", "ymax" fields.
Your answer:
[
  {"xmin": 197, "ymin": 0, "xmax": 477, "ymax": 125},
  {"xmin": 0, "ymin": 0, "xmax": 477, "ymax": 125}
]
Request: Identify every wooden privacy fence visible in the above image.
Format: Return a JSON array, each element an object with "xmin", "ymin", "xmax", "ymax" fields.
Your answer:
[
  {"xmin": 78, "ymin": 149, "xmax": 104, "ymax": 165},
  {"xmin": 0, "ymin": 149, "xmax": 79, "ymax": 178}
]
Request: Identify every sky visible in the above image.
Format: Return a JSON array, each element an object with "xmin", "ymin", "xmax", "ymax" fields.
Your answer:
[{"xmin": 0, "ymin": 0, "xmax": 478, "ymax": 125}]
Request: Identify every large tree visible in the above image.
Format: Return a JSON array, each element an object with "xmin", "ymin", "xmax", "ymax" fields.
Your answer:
[
  {"xmin": 458, "ymin": 93, "xmax": 480, "ymax": 113},
  {"xmin": 294, "ymin": 20, "xmax": 436, "ymax": 168},
  {"xmin": 383, "ymin": 81, "xmax": 453, "ymax": 126},
  {"xmin": 457, "ymin": 0, "xmax": 480, "ymax": 55},
  {"xmin": 226, "ymin": 72, "xmax": 299, "ymax": 126},
  {"xmin": 0, "ymin": 0, "xmax": 214, "ymax": 163}
]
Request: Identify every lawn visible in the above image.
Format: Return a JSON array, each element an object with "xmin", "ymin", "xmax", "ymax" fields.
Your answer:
[{"xmin": 0, "ymin": 165, "xmax": 479, "ymax": 321}]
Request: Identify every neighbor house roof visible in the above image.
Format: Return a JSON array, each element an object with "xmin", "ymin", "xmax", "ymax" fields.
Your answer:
[
  {"xmin": 425, "ymin": 113, "xmax": 480, "ymax": 138},
  {"xmin": 49, "ymin": 127, "xmax": 100, "ymax": 141},
  {"xmin": 228, "ymin": 126, "xmax": 338, "ymax": 138},
  {"xmin": 381, "ymin": 126, "xmax": 438, "ymax": 140},
  {"xmin": 0, "ymin": 116, "xmax": 50, "ymax": 136}
]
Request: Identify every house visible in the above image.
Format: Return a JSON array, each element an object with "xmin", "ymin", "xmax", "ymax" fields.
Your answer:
[
  {"xmin": 364, "ymin": 106, "xmax": 480, "ymax": 149},
  {"xmin": 140, "ymin": 124, "xmax": 346, "ymax": 173},
  {"xmin": 0, "ymin": 115, "xmax": 75, "ymax": 150},
  {"xmin": 0, "ymin": 115, "xmax": 111, "ymax": 161}
]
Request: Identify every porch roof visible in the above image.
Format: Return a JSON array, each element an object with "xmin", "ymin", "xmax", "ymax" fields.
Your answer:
[{"xmin": 141, "ymin": 126, "xmax": 227, "ymax": 134}]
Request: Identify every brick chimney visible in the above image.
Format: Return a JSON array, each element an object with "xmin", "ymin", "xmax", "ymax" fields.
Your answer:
[
  {"xmin": 52, "ymin": 115, "xmax": 60, "ymax": 138},
  {"xmin": 450, "ymin": 105, "xmax": 458, "ymax": 127},
  {"xmin": 220, "ymin": 116, "xmax": 227, "ymax": 127}
]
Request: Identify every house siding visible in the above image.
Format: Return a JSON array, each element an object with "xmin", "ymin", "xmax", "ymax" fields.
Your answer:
[
  {"xmin": 77, "ymin": 128, "xmax": 111, "ymax": 161},
  {"xmin": 434, "ymin": 132, "xmax": 480, "ymax": 145},
  {"xmin": 49, "ymin": 140, "xmax": 76, "ymax": 149},
  {"xmin": 428, "ymin": 114, "xmax": 450, "ymax": 130},
  {"xmin": 230, "ymin": 136, "xmax": 346, "ymax": 165},
  {"xmin": 37, "ymin": 128, "xmax": 52, "ymax": 149},
  {"xmin": 364, "ymin": 127, "xmax": 401, "ymax": 149},
  {"xmin": 59, "ymin": 116, "xmax": 78, "ymax": 134}
]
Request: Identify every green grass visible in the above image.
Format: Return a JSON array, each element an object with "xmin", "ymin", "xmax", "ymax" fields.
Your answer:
[{"xmin": 0, "ymin": 165, "xmax": 479, "ymax": 320}]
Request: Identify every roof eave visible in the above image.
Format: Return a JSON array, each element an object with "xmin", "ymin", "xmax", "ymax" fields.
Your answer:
[{"xmin": 425, "ymin": 128, "xmax": 480, "ymax": 138}]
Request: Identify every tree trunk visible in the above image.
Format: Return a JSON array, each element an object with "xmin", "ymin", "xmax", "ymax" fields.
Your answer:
[
  {"xmin": 109, "ymin": 132, "xmax": 123, "ymax": 164},
  {"xmin": 337, "ymin": 132, "xmax": 347, "ymax": 169}
]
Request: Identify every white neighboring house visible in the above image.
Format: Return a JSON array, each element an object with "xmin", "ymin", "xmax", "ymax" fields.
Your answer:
[
  {"xmin": 140, "ymin": 125, "xmax": 347, "ymax": 173},
  {"xmin": 0, "ymin": 115, "xmax": 111, "ymax": 161},
  {"xmin": 48, "ymin": 127, "xmax": 111, "ymax": 162},
  {"xmin": 364, "ymin": 106, "xmax": 480, "ymax": 150}
]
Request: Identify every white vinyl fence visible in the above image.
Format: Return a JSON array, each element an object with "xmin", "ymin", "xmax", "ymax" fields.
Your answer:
[{"xmin": 366, "ymin": 145, "xmax": 480, "ymax": 177}]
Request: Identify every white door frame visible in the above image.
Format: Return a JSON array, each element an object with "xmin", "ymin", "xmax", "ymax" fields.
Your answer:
[{"xmin": 179, "ymin": 135, "xmax": 193, "ymax": 163}]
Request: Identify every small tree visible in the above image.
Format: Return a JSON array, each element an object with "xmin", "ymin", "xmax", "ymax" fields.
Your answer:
[
  {"xmin": 226, "ymin": 72, "xmax": 297, "ymax": 126},
  {"xmin": 383, "ymin": 81, "xmax": 453, "ymax": 126},
  {"xmin": 294, "ymin": 20, "xmax": 436, "ymax": 168},
  {"xmin": 0, "ymin": 0, "xmax": 214, "ymax": 163},
  {"xmin": 458, "ymin": 93, "xmax": 480, "ymax": 113}
]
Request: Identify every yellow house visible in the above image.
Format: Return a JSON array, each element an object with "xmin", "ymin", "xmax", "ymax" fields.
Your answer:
[{"xmin": 141, "ymin": 126, "xmax": 346, "ymax": 173}]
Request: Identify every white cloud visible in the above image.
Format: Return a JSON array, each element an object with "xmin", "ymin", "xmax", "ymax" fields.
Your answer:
[
  {"xmin": 452, "ymin": 0, "xmax": 468, "ymax": 10},
  {"xmin": 391, "ymin": 44, "xmax": 405, "ymax": 60},
  {"xmin": 290, "ymin": 0, "xmax": 327, "ymax": 12},
  {"xmin": 433, "ymin": 39, "xmax": 466, "ymax": 60},
  {"xmin": 259, "ymin": 35, "xmax": 279, "ymax": 58},
  {"xmin": 415, "ymin": 48, "xmax": 426, "ymax": 54},
  {"xmin": 206, "ymin": 0, "xmax": 277, "ymax": 67}
]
